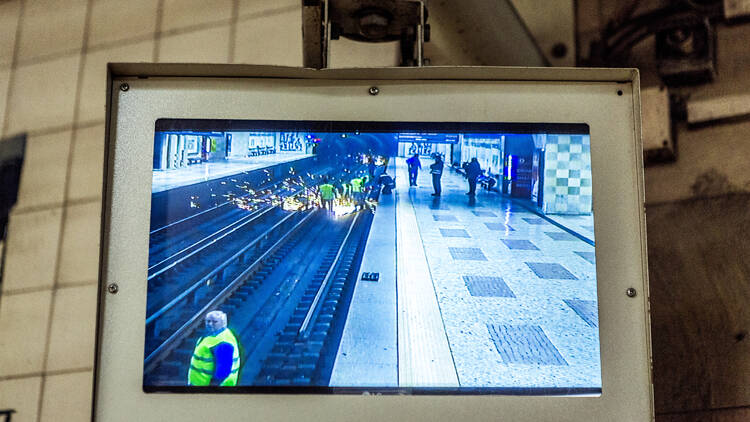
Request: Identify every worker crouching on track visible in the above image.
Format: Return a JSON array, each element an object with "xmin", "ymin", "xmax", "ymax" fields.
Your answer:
[{"xmin": 188, "ymin": 310, "xmax": 241, "ymax": 387}]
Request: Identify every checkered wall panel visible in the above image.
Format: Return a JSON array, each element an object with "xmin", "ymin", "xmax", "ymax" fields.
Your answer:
[{"xmin": 542, "ymin": 135, "xmax": 592, "ymax": 215}]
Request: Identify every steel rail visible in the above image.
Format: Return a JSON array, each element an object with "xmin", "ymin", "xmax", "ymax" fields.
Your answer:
[
  {"xmin": 298, "ymin": 211, "xmax": 360, "ymax": 339},
  {"xmin": 144, "ymin": 209, "xmax": 318, "ymax": 372},
  {"xmin": 149, "ymin": 199, "xmax": 232, "ymax": 236},
  {"xmin": 146, "ymin": 209, "xmax": 298, "ymax": 324},
  {"xmin": 148, "ymin": 178, "xmax": 291, "ymax": 236},
  {"xmin": 147, "ymin": 204, "xmax": 275, "ymax": 278}
]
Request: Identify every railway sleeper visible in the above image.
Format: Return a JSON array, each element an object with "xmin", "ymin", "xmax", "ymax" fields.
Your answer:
[
  {"xmin": 226, "ymin": 296, "xmax": 246, "ymax": 305},
  {"xmin": 310, "ymin": 332, "xmax": 327, "ymax": 342},
  {"xmin": 306, "ymin": 341, "xmax": 325, "ymax": 352},
  {"xmin": 298, "ymin": 363, "xmax": 316, "ymax": 373},
  {"xmin": 278, "ymin": 333, "xmax": 296, "ymax": 343},
  {"xmin": 156, "ymin": 361, "xmax": 182, "ymax": 377},
  {"xmin": 288, "ymin": 317, "xmax": 305, "ymax": 326},
  {"xmin": 292, "ymin": 375, "xmax": 312, "ymax": 385},
  {"xmin": 316, "ymin": 314, "xmax": 333, "ymax": 323}
]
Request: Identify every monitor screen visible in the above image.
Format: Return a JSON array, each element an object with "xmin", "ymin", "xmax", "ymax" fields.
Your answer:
[{"xmin": 143, "ymin": 119, "xmax": 600, "ymax": 395}]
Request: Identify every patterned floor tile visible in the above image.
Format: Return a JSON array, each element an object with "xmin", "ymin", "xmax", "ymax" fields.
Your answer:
[
  {"xmin": 440, "ymin": 228, "xmax": 470, "ymax": 238},
  {"xmin": 574, "ymin": 251, "xmax": 596, "ymax": 264},
  {"xmin": 472, "ymin": 210, "xmax": 497, "ymax": 217},
  {"xmin": 525, "ymin": 262, "xmax": 578, "ymax": 280},
  {"xmin": 501, "ymin": 239, "xmax": 540, "ymax": 250},
  {"xmin": 433, "ymin": 214, "xmax": 458, "ymax": 222},
  {"xmin": 448, "ymin": 247, "xmax": 487, "ymax": 261},
  {"xmin": 484, "ymin": 222, "xmax": 514, "ymax": 231},
  {"xmin": 564, "ymin": 299, "xmax": 599, "ymax": 327},
  {"xmin": 545, "ymin": 232, "xmax": 579, "ymax": 241},
  {"xmin": 486, "ymin": 324, "xmax": 568, "ymax": 365},
  {"xmin": 522, "ymin": 217, "xmax": 548, "ymax": 225},
  {"xmin": 463, "ymin": 276, "xmax": 515, "ymax": 297}
]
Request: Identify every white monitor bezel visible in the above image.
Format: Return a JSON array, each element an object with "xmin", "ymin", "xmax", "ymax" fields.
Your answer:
[{"xmin": 95, "ymin": 65, "xmax": 653, "ymax": 421}]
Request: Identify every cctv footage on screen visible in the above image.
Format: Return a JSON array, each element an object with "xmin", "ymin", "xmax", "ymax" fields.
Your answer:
[{"xmin": 142, "ymin": 120, "xmax": 601, "ymax": 395}]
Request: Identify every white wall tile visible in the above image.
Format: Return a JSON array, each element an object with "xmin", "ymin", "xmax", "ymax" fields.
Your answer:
[
  {"xmin": 17, "ymin": 0, "xmax": 87, "ymax": 63},
  {"xmin": 238, "ymin": 0, "xmax": 298, "ymax": 18},
  {"xmin": 2, "ymin": 208, "xmax": 63, "ymax": 293},
  {"xmin": 88, "ymin": 0, "xmax": 159, "ymax": 48},
  {"xmin": 77, "ymin": 40, "xmax": 153, "ymax": 124},
  {"xmin": 0, "ymin": 0, "xmax": 21, "ymax": 68},
  {"xmin": 0, "ymin": 68, "xmax": 9, "ymax": 137},
  {"xmin": 0, "ymin": 376, "xmax": 42, "ymax": 422},
  {"xmin": 234, "ymin": 8, "xmax": 302, "ymax": 66},
  {"xmin": 0, "ymin": 290, "xmax": 52, "ymax": 377},
  {"xmin": 39, "ymin": 371, "xmax": 93, "ymax": 422},
  {"xmin": 68, "ymin": 124, "xmax": 106, "ymax": 201},
  {"xmin": 6, "ymin": 55, "xmax": 81, "ymax": 134},
  {"xmin": 162, "ymin": 0, "xmax": 233, "ymax": 32},
  {"xmin": 45, "ymin": 285, "xmax": 97, "ymax": 372},
  {"xmin": 159, "ymin": 26, "xmax": 231, "ymax": 64},
  {"xmin": 14, "ymin": 130, "xmax": 72, "ymax": 212},
  {"xmin": 58, "ymin": 201, "xmax": 102, "ymax": 286}
]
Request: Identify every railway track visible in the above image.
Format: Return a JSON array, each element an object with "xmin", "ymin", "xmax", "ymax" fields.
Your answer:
[{"xmin": 143, "ymin": 208, "xmax": 373, "ymax": 387}]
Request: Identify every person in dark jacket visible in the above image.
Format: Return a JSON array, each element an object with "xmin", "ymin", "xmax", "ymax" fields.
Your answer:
[
  {"xmin": 466, "ymin": 157, "xmax": 482, "ymax": 196},
  {"xmin": 367, "ymin": 156, "xmax": 376, "ymax": 179},
  {"xmin": 430, "ymin": 154, "xmax": 444, "ymax": 196},
  {"xmin": 405, "ymin": 153, "xmax": 421, "ymax": 186}
]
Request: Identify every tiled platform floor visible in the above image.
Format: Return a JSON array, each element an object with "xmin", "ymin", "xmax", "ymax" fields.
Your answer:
[{"xmin": 396, "ymin": 157, "xmax": 601, "ymax": 389}]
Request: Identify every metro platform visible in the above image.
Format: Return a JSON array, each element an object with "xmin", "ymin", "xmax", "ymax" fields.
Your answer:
[
  {"xmin": 331, "ymin": 157, "xmax": 600, "ymax": 390},
  {"xmin": 152, "ymin": 152, "xmax": 312, "ymax": 193}
]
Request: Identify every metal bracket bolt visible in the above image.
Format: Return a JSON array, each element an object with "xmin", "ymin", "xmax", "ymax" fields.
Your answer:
[
  {"xmin": 626, "ymin": 287, "xmax": 637, "ymax": 297},
  {"xmin": 368, "ymin": 86, "xmax": 379, "ymax": 95},
  {"xmin": 119, "ymin": 83, "xmax": 130, "ymax": 92},
  {"xmin": 108, "ymin": 283, "xmax": 119, "ymax": 294}
]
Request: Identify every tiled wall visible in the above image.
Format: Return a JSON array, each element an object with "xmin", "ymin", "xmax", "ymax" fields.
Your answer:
[
  {"xmin": 542, "ymin": 135, "xmax": 592, "ymax": 215},
  {"xmin": 0, "ymin": 1, "xmax": 352, "ymax": 420},
  {"xmin": 1, "ymin": 0, "xmax": 749, "ymax": 420}
]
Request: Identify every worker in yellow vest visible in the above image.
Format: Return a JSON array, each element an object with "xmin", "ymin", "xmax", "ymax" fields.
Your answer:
[
  {"xmin": 318, "ymin": 177, "xmax": 337, "ymax": 212},
  {"xmin": 350, "ymin": 176, "xmax": 364, "ymax": 209},
  {"xmin": 188, "ymin": 310, "xmax": 241, "ymax": 386}
]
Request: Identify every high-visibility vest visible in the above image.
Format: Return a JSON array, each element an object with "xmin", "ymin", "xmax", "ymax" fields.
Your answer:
[
  {"xmin": 319, "ymin": 183, "xmax": 335, "ymax": 200},
  {"xmin": 188, "ymin": 328, "xmax": 240, "ymax": 386},
  {"xmin": 350, "ymin": 178, "xmax": 363, "ymax": 192}
]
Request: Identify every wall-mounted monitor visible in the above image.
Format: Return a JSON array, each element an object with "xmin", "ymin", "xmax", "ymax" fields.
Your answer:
[{"xmin": 96, "ymin": 65, "xmax": 653, "ymax": 421}]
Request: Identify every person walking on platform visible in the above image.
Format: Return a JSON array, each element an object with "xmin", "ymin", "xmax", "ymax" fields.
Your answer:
[
  {"xmin": 188, "ymin": 311, "xmax": 241, "ymax": 387},
  {"xmin": 430, "ymin": 154, "xmax": 444, "ymax": 197},
  {"xmin": 466, "ymin": 157, "xmax": 482, "ymax": 196},
  {"xmin": 368, "ymin": 156, "xmax": 376, "ymax": 179},
  {"xmin": 406, "ymin": 153, "xmax": 421, "ymax": 186},
  {"xmin": 319, "ymin": 177, "xmax": 336, "ymax": 212}
]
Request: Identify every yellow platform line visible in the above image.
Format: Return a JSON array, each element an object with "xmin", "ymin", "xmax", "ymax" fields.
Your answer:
[{"xmin": 395, "ymin": 158, "xmax": 459, "ymax": 387}]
